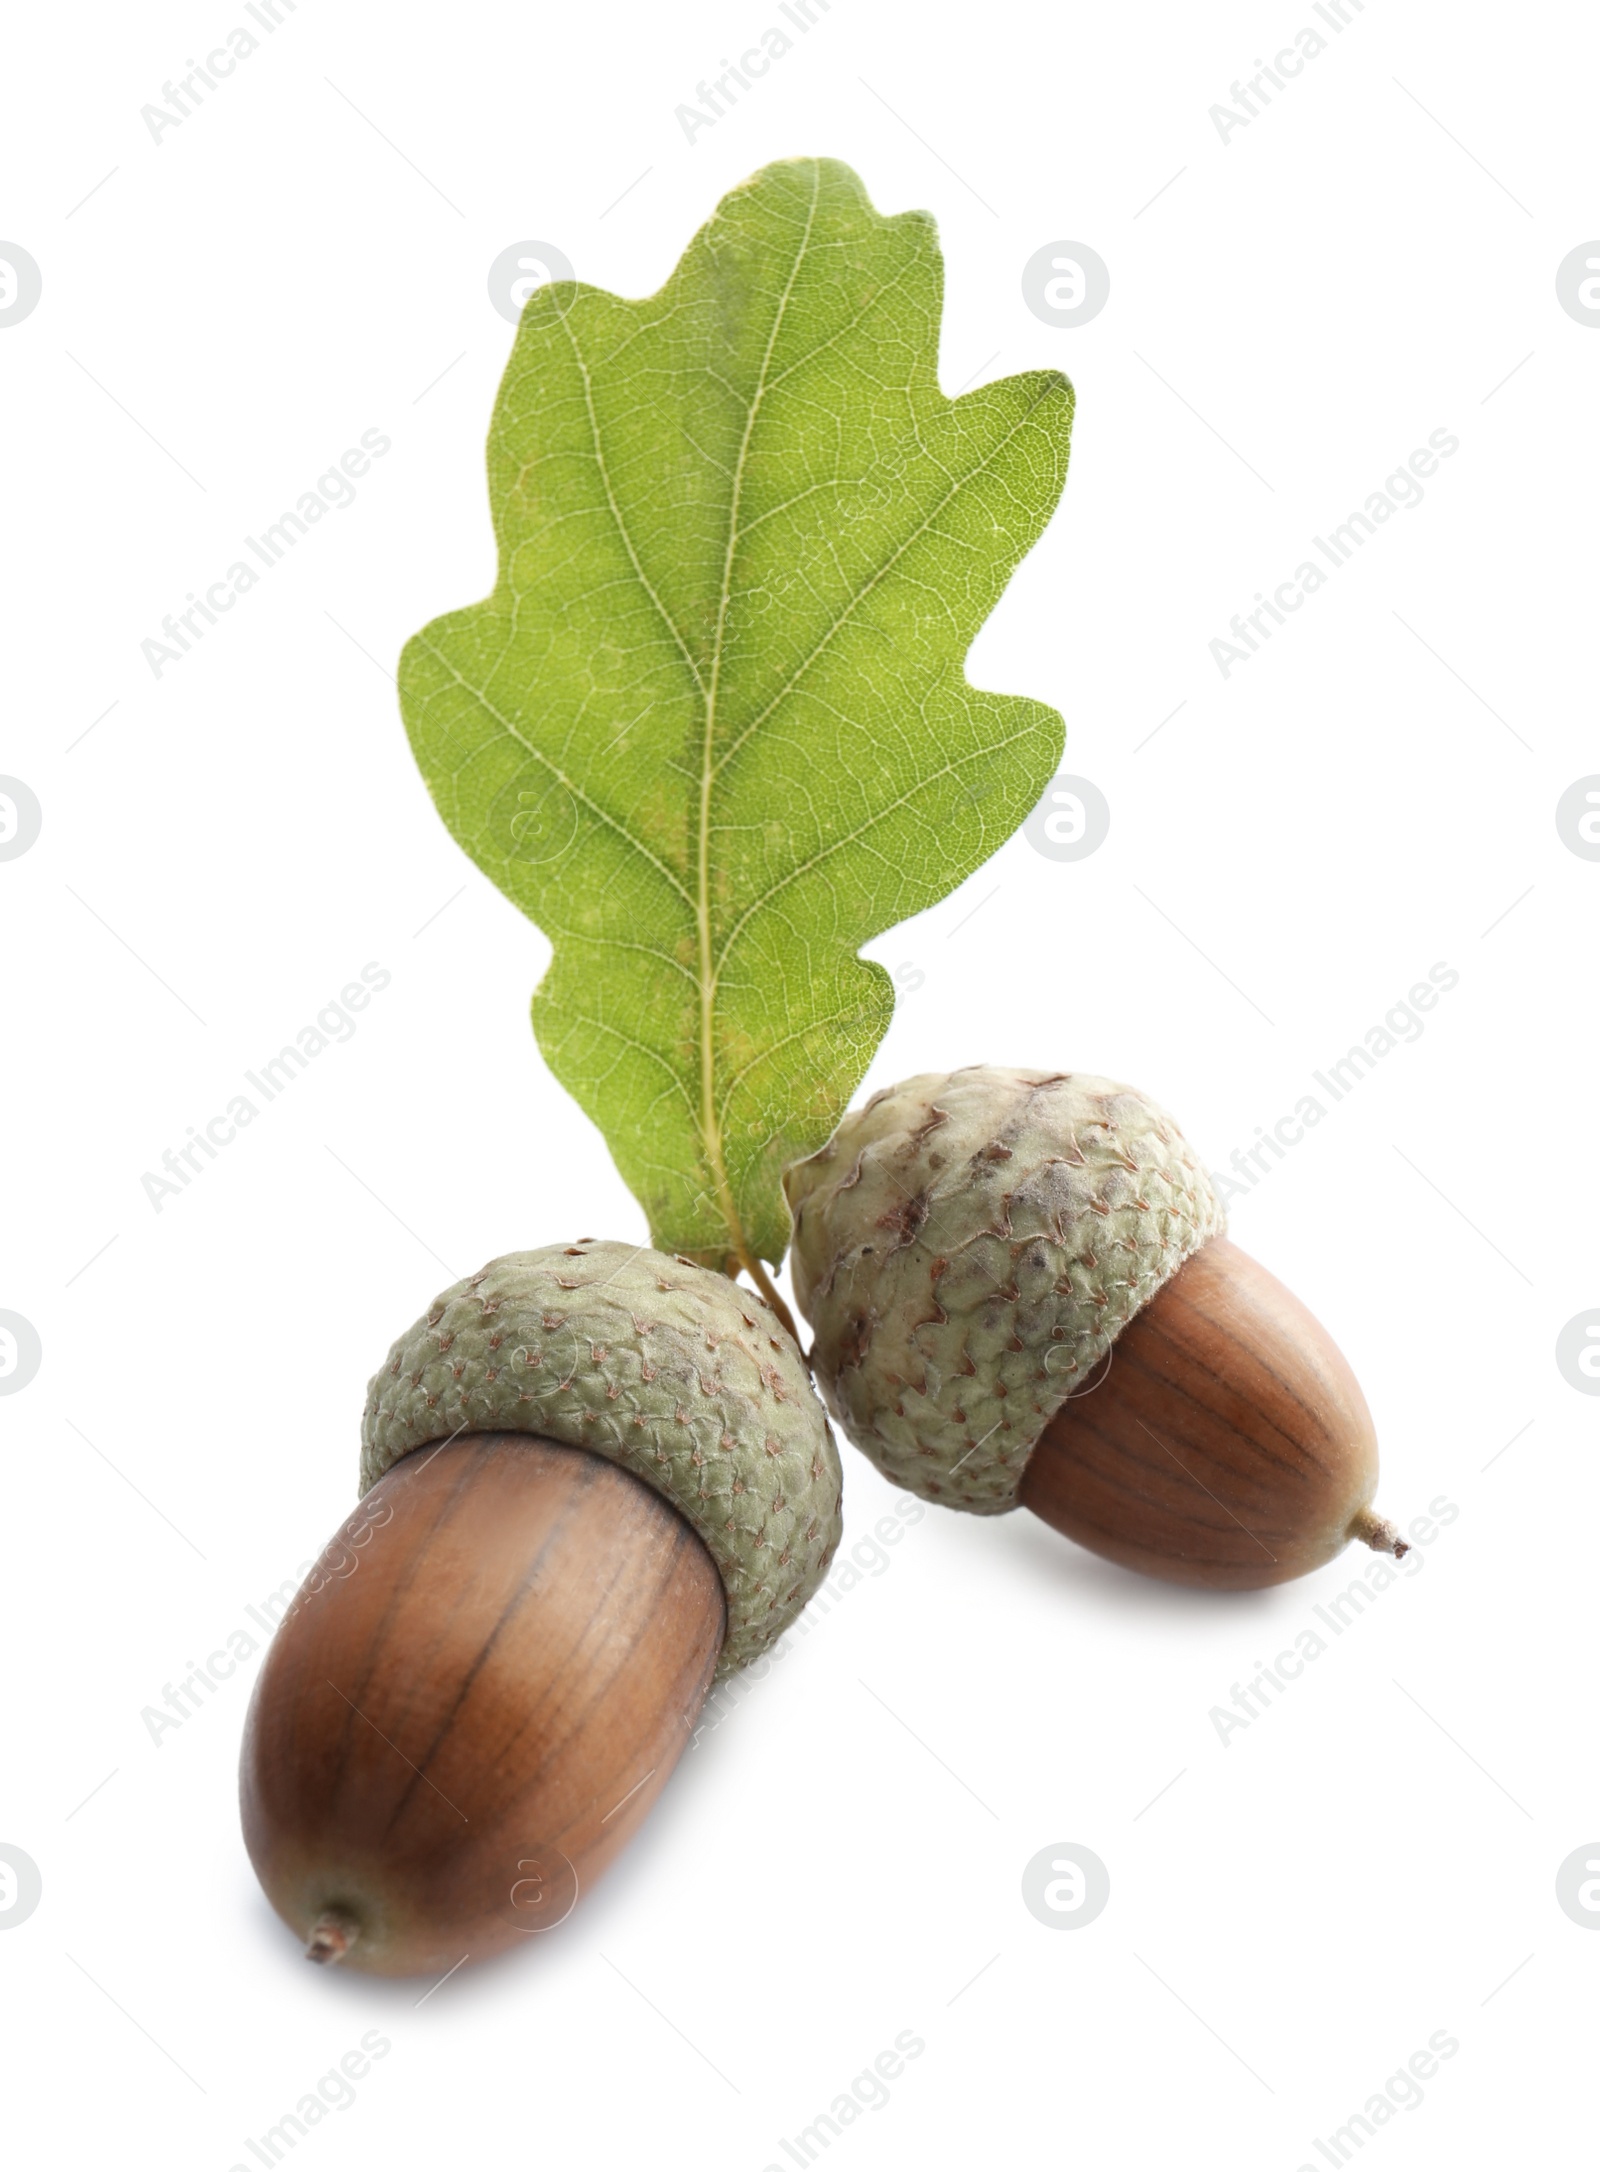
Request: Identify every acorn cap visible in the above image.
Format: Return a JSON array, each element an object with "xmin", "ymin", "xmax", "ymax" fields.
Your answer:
[
  {"xmin": 784, "ymin": 1068, "xmax": 1225, "ymax": 1513},
  {"xmin": 361, "ymin": 1241, "xmax": 842, "ymax": 1676}
]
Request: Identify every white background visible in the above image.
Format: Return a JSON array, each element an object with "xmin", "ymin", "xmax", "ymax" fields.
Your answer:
[{"xmin": 4, "ymin": 1, "xmax": 1596, "ymax": 2165}]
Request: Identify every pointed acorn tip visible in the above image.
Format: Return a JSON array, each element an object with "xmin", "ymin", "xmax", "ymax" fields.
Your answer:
[
  {"xmin": 1350, "ymin": 1507, "xmax": 1409, "ymax": 1558},
  {"xmin": 305, "ymin": 1910, "xmax": 359, "ymax": 1966}
]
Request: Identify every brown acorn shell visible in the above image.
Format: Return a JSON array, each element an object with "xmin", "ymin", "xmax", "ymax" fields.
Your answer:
[
  {"xmin": 1020, "ymin": 1239, "xmax": 1382, "ymax": 1589},
  {"xmin": 240, "ymin": 1434, "xmax": 724, "ymax": 1977}
]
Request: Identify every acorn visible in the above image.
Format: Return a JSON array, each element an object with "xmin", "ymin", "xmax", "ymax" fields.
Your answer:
[
  {"xmin": 240, "ymin": 1241, "xmax": 841, "ymax": 1977},
  {"xmin": 784, "ymin": 1067, "xmax": 1404, "ymax": 1590}
]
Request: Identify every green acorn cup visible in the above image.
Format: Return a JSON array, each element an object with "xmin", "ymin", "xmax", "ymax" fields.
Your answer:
[
  {"xmin": 240, "ymin": 1243, "xmax": 840, "ymax": 1977},
  {"xmin": 786, "ymin": 1066, "xmax": 1406, "ymax": 1591}
]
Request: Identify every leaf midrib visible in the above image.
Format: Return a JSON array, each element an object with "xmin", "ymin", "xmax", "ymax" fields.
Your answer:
[
  {"xmin": 425, "ymin": 180, "xmax": 1064, "ymax": 1268},
  {"xmin": 423, "ymin": 297, "xmax": 1060, "ymax": 1010},
  {"xmin": 696, "ymin": 166, "xmax": 823, "ymax": 1259}
]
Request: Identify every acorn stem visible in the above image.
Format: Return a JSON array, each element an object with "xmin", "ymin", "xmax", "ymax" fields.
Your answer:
[
  {"xmin": 732, "ymin": 1245, "xmax": 805, "ymax": 1360},
  {"xmin": 305, "ymin": 1910, "xmax": 360, "ymax": 1966},
  {"xmin": 1350, "ymin": 1507, "xmax": 1409, "ymax": 1558}
]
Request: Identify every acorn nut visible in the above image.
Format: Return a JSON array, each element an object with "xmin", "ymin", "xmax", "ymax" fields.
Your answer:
[
  {"xmin": 240, "ymin": 1240, "xmax": 842, "ymax": 1977},
  {"xmin": 784, "ymin": 1067, "xmax": 1404, "ymax": 1590}
]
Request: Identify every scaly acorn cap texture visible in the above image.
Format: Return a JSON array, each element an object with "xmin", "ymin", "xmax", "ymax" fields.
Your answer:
[
  {"xmin": 784, "ymin": 1068, "xmax": 1225, "ymax": 1514},
  {"xmin": 360, "ymin": 1240, "xmax": 842, "ymax": 1676}
]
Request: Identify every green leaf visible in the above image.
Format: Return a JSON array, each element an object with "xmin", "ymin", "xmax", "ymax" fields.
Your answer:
[{"xmin": 399, "ymin": 157, "xmax": 1073, "ymax": 1271}]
